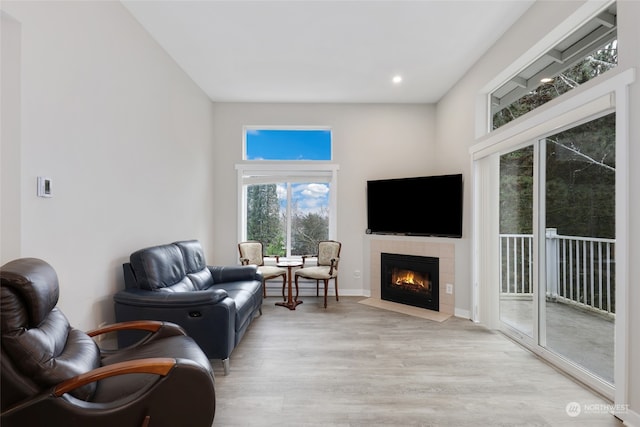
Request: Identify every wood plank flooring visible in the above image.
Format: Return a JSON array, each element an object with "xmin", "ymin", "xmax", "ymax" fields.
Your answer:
[{"xmin": 211, "ymin": 296, "xmax": 622, "ymax": 426}]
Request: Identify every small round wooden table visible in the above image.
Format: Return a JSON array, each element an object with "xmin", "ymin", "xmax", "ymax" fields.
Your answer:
[{"xmin": 275, "ymin": 261, "xmax": 303, "ymax": 310}]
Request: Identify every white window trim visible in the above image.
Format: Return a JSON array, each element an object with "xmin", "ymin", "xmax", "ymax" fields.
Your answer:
[
  {"xmin": 235, "ymin": 163, "xmax": 339, "ymax": 253},
  {"xmin": 472, "ymin": 68, "xmax": 633, "ymax": 158},
  {"xmin": 476, "ymin": 0, "xmax": 617, "ymax": 138}
]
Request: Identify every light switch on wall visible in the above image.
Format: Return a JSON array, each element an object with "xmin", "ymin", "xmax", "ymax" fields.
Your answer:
[{"xmin": 37, "ymin": 176, "xmax": 52, "ymax": 198}]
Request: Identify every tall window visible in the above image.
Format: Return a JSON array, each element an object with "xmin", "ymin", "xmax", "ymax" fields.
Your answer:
[{"xmin": 238, "ymin": 128, "xmax": 337, "ymax": 258}]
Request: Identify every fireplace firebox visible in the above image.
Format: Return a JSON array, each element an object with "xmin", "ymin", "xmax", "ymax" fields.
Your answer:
[{"xmin": 381, "ymin": 253, "xmax": 439, "ymax": 311}]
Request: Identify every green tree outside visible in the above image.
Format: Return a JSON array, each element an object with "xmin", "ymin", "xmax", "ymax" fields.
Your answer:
[
  {"xmin": 292, "ymin": 210, "xmax": 328, "ymax": 255},
  {"xmin": 247, "ymin": 184, "xmax": 285, "ymax": 256}
]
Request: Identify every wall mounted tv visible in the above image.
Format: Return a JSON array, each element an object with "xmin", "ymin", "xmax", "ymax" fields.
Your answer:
[{"xmin": 366, "ymin": 173, "xmax": 463, "ymax": 238}]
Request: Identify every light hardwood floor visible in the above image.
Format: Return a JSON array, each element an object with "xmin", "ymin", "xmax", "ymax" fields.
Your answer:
[{"xmin": 211, "ymin": 296, "xmax": 623, "ymax": 426}]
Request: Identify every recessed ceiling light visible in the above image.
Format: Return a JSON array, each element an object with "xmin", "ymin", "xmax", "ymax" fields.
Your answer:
[
  {"xmin": 392, "ymin": 75, "xmax": 403, "ymax": 84},
  {"xmin": 540, "ymin": 77, "xmax": 554, "ymax": 83}
]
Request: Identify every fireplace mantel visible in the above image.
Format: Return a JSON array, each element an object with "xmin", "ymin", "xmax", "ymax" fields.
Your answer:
[{"xmin": 363, "ymin": 234, "xmax": 455, "ymax": 317}]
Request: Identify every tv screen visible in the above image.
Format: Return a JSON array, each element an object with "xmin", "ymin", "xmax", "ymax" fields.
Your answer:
[{"xmin": 366, "ymin": 174, "xmax": 463, "ymax": 237}]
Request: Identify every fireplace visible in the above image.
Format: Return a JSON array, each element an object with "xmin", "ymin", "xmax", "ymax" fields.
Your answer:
[{"xmin": 381, "ymin": 253, "xmax": 439, "ymax": 311}]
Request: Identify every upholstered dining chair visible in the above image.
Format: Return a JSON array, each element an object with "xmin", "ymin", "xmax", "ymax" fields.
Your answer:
[
  {"xmin": 238, "ymin": 241, "xmax": 287, "ymax": 299},
  {"xmin": 294, "ymin": 240, "xmax": 341, "ymax": 308}
]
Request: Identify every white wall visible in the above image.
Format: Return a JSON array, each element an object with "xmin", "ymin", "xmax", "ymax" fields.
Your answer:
[
  {"xmin": 0, "ymin": 1, "xmax": 216, "ymax": 330},
  {"xmin": 1, "ymin": 11, "xmax": 21, "ymax": 262},
  {"xmin": 210, "ymin": 102, "xmax": 437, "ymax": 296},
  {"xmin": 437, "ymin": 0, "xmax": 640, "ymax": 422},
  {"xmin": 435, "ymin": 0, "xmax": 583, "ymax": 320}
]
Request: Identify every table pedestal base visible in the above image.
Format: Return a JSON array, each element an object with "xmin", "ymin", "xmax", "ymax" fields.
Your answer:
[
  {"xmin": 276, "ymin": 261, "xmax": 303, "ymax": 311},
  {"xmin": 275, "ymin": 300, "xmax": 303, "ymax": 310}
]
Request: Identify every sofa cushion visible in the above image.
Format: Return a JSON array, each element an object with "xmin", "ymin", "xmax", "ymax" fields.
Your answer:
[
  {"xmin": 174, "ymin": 240, "xmax": 206, "ymax": 273},
  {"xmin": 130, "ymin": 244, "xmax": 188, "ymax": 291},
  {"xmin": 214, "ymin": 282, "xmax": 261, "ymax": 335},
  {"xmin": 158, "ymin": 277, "xmax": 199, "ymax": 293},
  {"xmin": 186, "ymin": 268, "xmax": 214, "ymax": 290},
  {"xmin": 174, "ymin": 240, "xmax": 214, "ymax": 290}
]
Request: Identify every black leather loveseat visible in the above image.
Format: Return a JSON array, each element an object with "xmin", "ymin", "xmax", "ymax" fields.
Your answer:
[{"xmin": 113, "ymin": 240, "xmax": 263, "ymax": 374}]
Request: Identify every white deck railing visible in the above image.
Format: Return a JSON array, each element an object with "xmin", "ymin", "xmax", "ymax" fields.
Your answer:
[{"xmin": 500, "ymin": 229, "xmax": 616, "ymax": 315}]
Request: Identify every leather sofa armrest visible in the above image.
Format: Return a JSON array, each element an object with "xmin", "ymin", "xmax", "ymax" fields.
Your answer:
[
  {"xmin": 113, "ymin": 288, "xmax": 228, "ymax": 308},
  {"xmin": 208, "ymin": 265, "xmax": 261, "ymax": 283}
]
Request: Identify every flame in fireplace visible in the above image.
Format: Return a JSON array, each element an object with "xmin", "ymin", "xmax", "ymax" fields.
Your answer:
[{"xmin": 394, "ymin": 271, "xmax": 426, "ymax": 288}]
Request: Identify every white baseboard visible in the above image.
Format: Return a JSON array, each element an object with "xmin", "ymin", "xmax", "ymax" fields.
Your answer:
[
  {"xmin": 621, "ymin": 407, "xmax": 640, "ymax": 426},
  {"xmin": 455, "ymin": 307, "xmax": 471, "ymax": 319}
]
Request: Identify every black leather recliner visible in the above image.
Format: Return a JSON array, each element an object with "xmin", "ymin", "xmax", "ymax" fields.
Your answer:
[
  {"xmin": 113, "ymin": 240, "xmax": 263, "ymax": 374},
  {"xmin": 0, "ymin": 257, "xmax": 216, "ymax": 427}
]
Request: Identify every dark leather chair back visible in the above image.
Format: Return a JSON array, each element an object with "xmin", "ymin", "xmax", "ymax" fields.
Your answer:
[{"xmin": 1, "ymin": 258, "xmax": 100, "ymax": 408}]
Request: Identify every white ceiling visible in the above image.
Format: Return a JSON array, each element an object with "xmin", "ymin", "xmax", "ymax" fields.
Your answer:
[{"xmin": 121, "ymin": 0, "xmax": 535, "ymax": 104}]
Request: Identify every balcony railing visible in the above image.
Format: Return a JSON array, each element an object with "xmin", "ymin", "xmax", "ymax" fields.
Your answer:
[{"xmin": 500, "ymin": 229, "xmax": 616, "ymax": 315}]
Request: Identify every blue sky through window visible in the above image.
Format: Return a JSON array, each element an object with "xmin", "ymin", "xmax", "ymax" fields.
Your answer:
[
  {"xmin": 273, "ymin": 182, "xmax": 330, "ymax": 216},
  {"xmin": 246, "ymin": 129, "xmax": 331, "ymax": 160}
]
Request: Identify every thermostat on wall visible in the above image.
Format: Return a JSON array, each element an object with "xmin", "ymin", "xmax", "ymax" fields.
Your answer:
[{"xmin": 37, "ymin": 176, "xmax": 52, "ymax": 198}]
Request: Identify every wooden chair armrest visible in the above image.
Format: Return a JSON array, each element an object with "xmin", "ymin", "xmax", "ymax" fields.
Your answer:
[
  {"xmin": 53, "ymin": 358, "xmax": 176, "ymax": 397},
  {"xmin": 300, "ymin": 254, "xmax": 318, "ymax": 267},
  {"xmin": 328, "ymin": 258, "xmax": 339, "ymax": 275},
  {"xmin": 86, "ymin": 320, "xmax": 165, "ymax": 338}
]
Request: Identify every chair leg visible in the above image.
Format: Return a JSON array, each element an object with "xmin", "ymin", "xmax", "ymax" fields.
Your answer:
[
  {"xmin": 263, "ymin": 279, "xmax": 267, "ymax": 298},
  {"xmin": 316, "ymin": 280, "xmax": 319, "ymax": 297},
  {"xmin": 222, "ymin": 358, "xmax": 230, "ymax": 376},
  {"xmin": 323, "ymin": 279, "xmax": 329, "ymax": 308},
  {"xmin": 335, "ymin": 277, "xmax": 339, "ymax": 301}
]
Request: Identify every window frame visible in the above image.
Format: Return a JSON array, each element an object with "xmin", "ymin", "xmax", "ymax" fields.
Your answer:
[
  {"xmin": 239, "ymin": 126, "xmax": 337, "ymax": 258},
  {"xmin": 235, "ymin": 163, "xmax": 339, "ymax": 259},
  {"xmin": 476, "ymin": 0, "xmax": 618, "ymax": 138}
]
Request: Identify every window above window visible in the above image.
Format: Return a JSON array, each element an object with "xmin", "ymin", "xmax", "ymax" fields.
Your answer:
[
  {"xmin": 244, "ymin": 128, "xmax": 332, "ymax": 161},
  {"xmin": 491, "ymin": 3, "xmax": 617, "ymax": 130}
]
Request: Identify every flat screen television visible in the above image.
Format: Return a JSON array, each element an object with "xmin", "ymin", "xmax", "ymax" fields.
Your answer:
[{"xmin": 366, "ymin": 174, "xmax": 463, "ymax": 237}]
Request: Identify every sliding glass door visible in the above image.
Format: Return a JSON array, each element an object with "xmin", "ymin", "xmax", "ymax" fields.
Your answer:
[
  {"xmin": 541, "ymin": 113, "xmax": 616, "ymax": 384},
  {"xmin": 498, "ymin": 113, "xmax": 616, "ymax": 386}
]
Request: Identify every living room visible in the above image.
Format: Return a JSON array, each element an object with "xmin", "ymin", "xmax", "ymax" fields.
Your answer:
[{"xmin": 1, "ymin": 0, "xmax": 639, "ymax": 425}]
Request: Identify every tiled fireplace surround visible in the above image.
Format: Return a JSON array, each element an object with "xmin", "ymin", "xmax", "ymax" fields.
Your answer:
[{"xmin": 365, "ymin": 235, "xmax": 455, "ymax": 317}]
